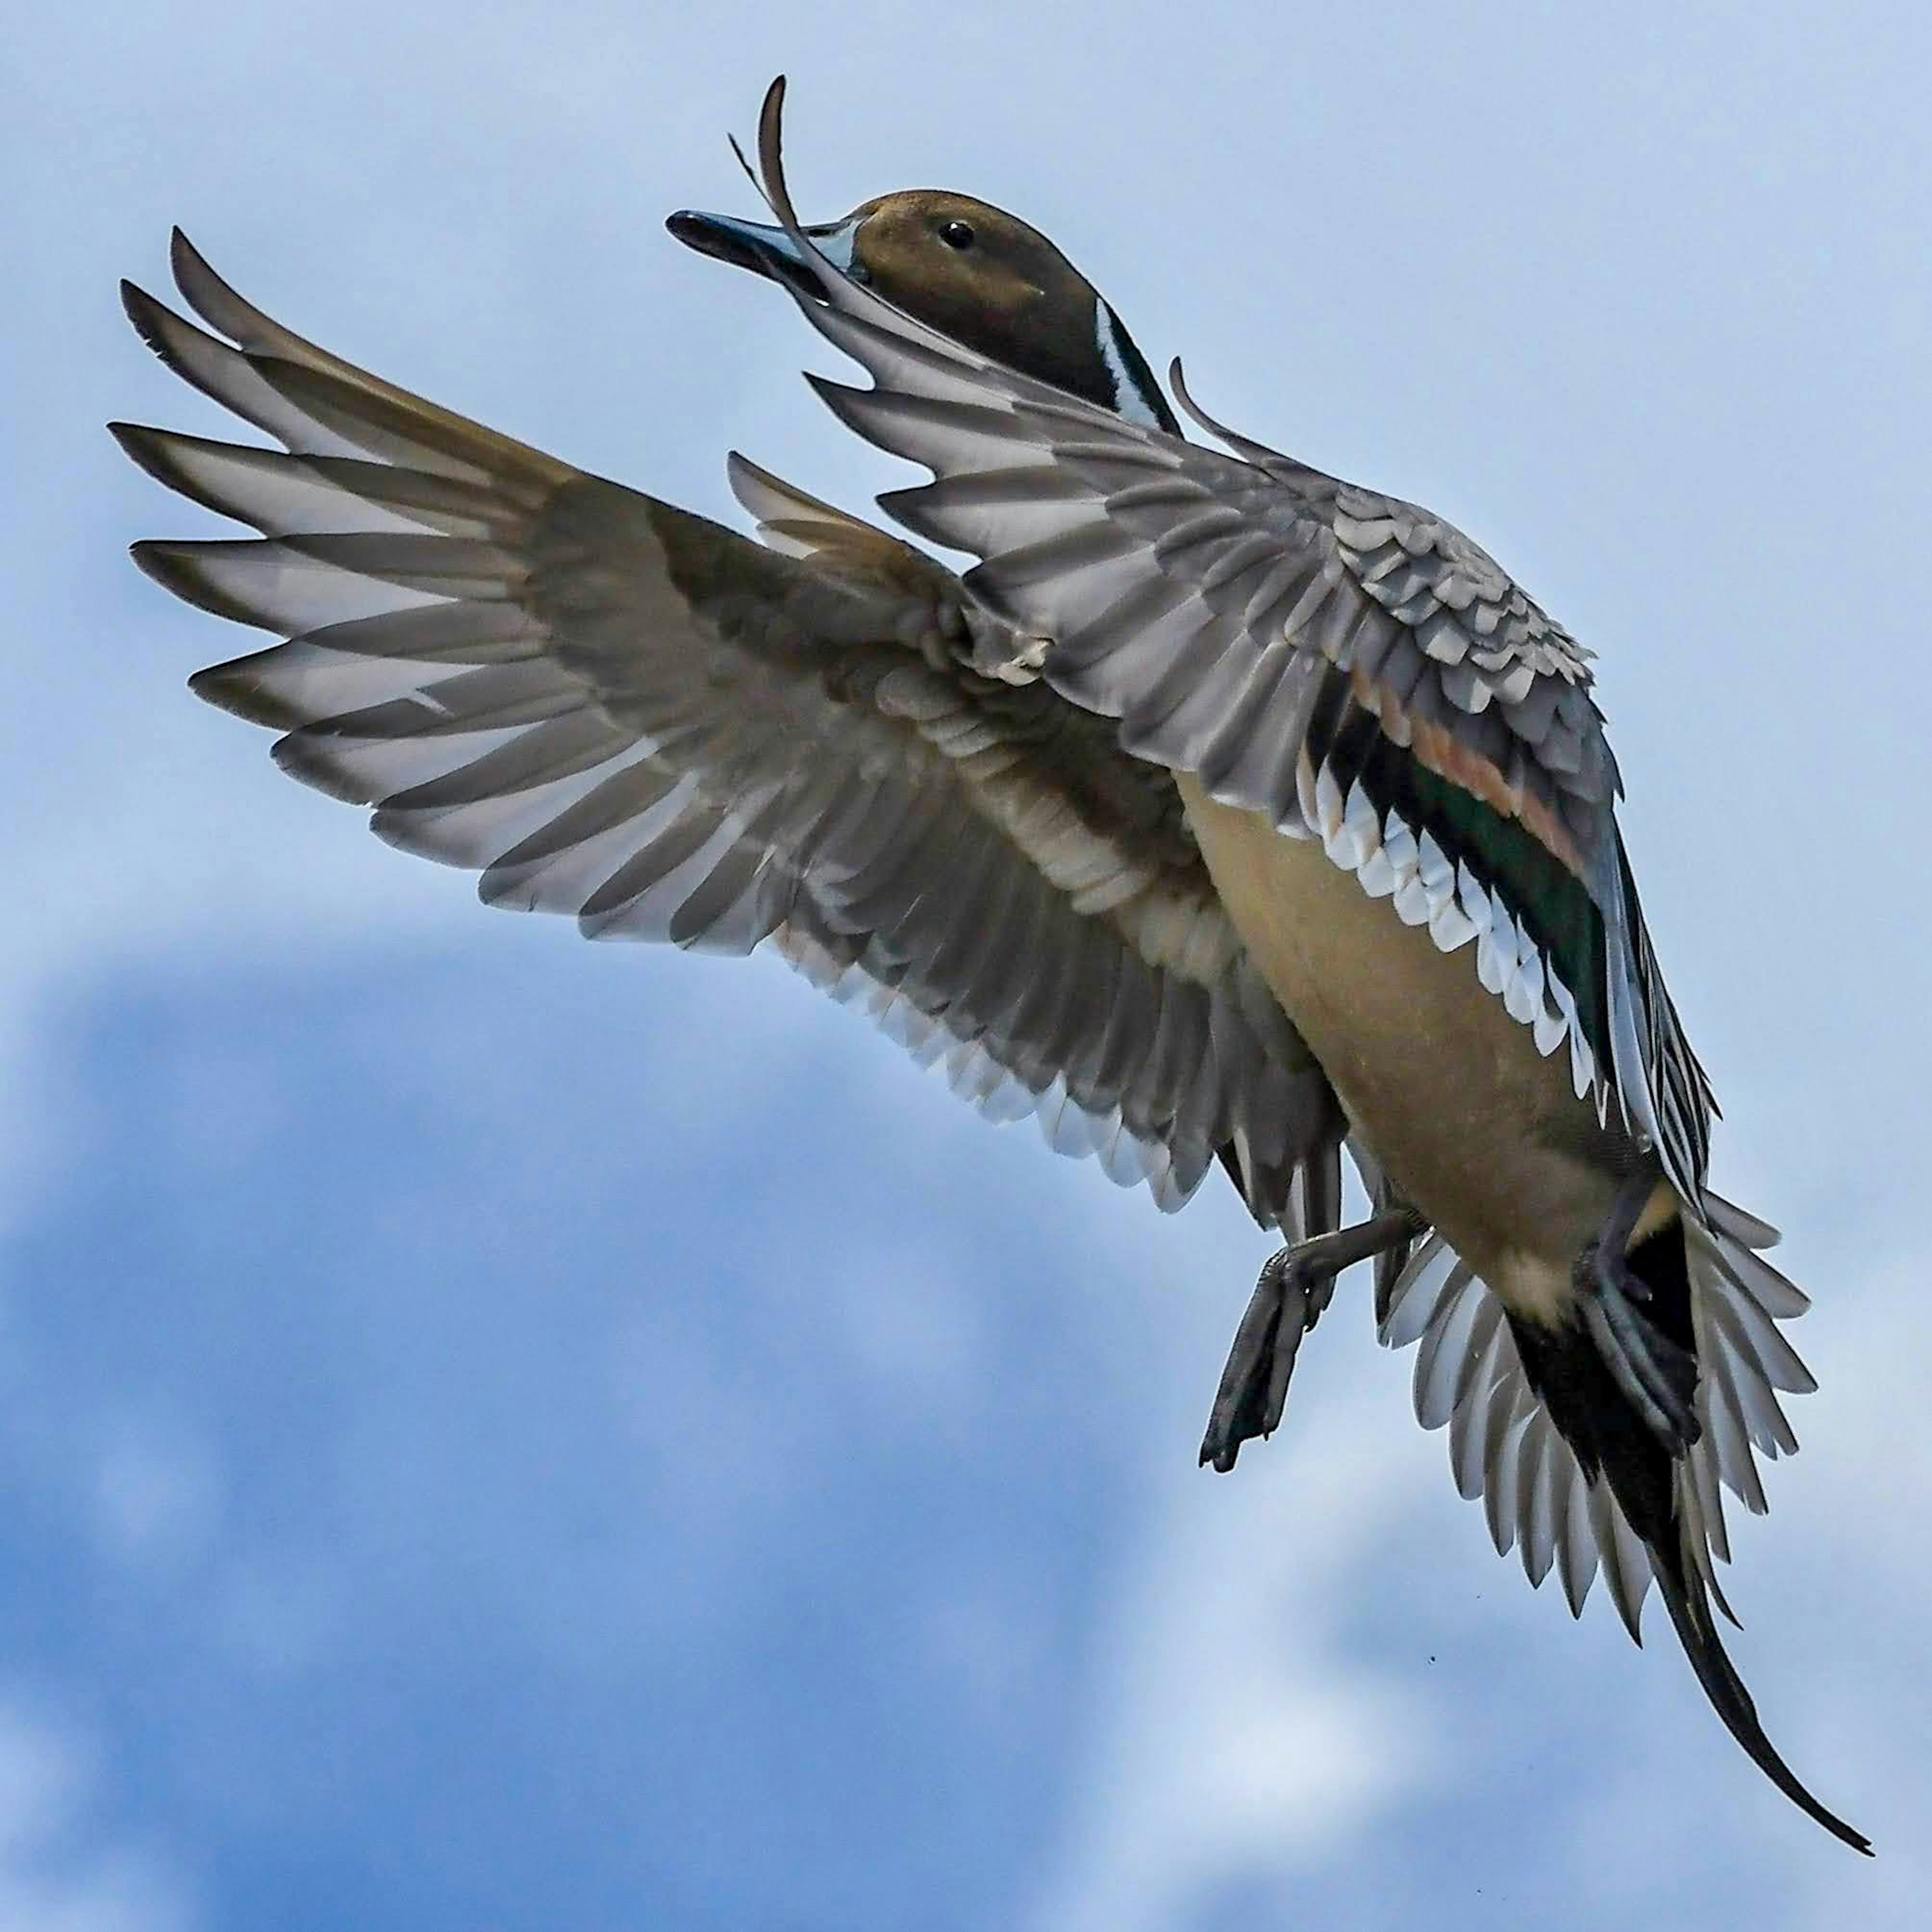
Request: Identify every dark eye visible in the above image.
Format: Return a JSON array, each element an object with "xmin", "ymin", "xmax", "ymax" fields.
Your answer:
[{"xmin": 938, "ymin": 219, "xmax": 976, "ymax": 251}]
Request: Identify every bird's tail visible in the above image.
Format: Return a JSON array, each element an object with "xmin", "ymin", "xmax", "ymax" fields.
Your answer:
[
  {"xmin": 1647, "ymin": 1476, "xmax": 1868, "ymax": 1850},
  {"xmin": 1381, "ymin": 1195, "xmax": 1868, "ymax": 1850},
  {"xmin": 1506, "ymin": 1205, "xmax": 1870, "ymax": 1853}
]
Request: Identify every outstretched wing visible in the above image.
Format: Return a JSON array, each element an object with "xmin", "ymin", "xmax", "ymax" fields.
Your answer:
[
  {"xmin": 735, "ymin": 84, "xmax": 1716, "ymax": 1211},
  {"xmin": 116, "ymin": 229, "xmax": 1345, "ymax": 1226}
]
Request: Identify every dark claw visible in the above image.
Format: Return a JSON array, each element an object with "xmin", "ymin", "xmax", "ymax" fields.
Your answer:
[
  {"xmin": 1199, "ymin": 1254, "xmax": 1315, "ymax": 1472},
  {"xmin": 1198, "ymin": 1206, "xmax": 1426, "ymax": 1473},
  {"xmin": 1575, "ymin": 1236, "xmax": 1702, "ymax": 1452},
  {"xmin": 1579, "ymin": 1235, "xmax": 1649, "ymax": 1300}
]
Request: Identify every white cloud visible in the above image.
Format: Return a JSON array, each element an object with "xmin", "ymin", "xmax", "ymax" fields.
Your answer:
[
  {"xmin": 1023, "ymin": 1228, "xmax": 1443, "ymax": 1932},
  {"xmin": 0, "ymin": 1703, "xmax": 194, "ymax": 1932}
]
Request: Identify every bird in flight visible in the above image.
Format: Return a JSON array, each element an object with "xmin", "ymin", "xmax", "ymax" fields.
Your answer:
[{"xmin": 112, "ymin": 76, "xmax": 1866, "ymax": 1849}]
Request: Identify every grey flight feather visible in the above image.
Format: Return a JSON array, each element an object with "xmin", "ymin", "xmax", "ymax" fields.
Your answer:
[{"xmin": 117, "ymin": 229, "xmax": 1346, "ymax": 1227}]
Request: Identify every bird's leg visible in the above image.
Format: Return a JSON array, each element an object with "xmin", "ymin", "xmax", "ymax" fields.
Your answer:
[
  {"xmin": 1572, "ymin": 1168, "xmax": 1702, "ymax": 1453},
  {"xmin": 1200, "ymin": 1207, "xmax": 1427, "ymax": 1473}
]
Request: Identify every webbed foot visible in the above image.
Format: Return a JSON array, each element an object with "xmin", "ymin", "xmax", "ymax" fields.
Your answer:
[
  {"xmin": 1200, "ymin": 1208, "xmax": 1426, "ymax": 1472},
  {"xmin": 1572, "ymin": 1174, "xmax": 1702, "ymax": 1453}
]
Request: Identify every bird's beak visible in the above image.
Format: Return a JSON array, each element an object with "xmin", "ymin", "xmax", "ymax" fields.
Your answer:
[{"xmin": 667, "ymin": 209, "xmax": 864, "ymax": 300}]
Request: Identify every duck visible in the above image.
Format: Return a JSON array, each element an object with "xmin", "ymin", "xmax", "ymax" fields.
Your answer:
[
  {"xmin": 108, "ymin": 84, "xmax": 1863, "ymax": 1848},
  {"xmin": 663, "ymin": 79, "xmax": 1869, "ymax": 1849}
]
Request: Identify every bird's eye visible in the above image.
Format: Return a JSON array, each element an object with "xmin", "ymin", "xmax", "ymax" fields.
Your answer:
[{"xmin": 938, "ymin": 219, "xmax": 976, "ymax": 251}]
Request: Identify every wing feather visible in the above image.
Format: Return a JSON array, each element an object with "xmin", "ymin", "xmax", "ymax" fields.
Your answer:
[{"xmin": 118, "ymin": 236, "xmax": 1346, "ymax": 1226}]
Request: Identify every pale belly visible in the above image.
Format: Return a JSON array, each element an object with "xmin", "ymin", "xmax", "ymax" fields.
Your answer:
[{"xmin": 1178, "ymin": 778, "xmax": 1654, "ymax": 1324}]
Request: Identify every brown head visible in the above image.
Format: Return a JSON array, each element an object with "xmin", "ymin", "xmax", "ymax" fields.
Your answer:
[{"xmin": 669, "ymin": 188, "xmax": 1180, "ymax": 433}]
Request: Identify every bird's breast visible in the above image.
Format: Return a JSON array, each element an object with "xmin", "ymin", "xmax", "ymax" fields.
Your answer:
[{"xmin": 1177, "ymin": 776, "xmax": 1623, "ymax": 1321}]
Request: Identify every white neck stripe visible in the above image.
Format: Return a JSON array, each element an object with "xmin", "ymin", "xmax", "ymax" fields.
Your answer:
[{"xmin": 1094, "ymin": 302, "xmax": 1163, "ymax": 430}]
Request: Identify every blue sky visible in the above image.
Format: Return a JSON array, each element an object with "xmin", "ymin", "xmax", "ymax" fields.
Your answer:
[{"xmin": 6, "ymin": 3, "xmax": 1930, "ymax": 1926}]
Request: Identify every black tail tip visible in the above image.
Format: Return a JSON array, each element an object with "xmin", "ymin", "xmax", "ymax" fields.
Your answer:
[{"xmin": 1655, "ymin": 1556, "xmax": 1870, "ymax": 1853}]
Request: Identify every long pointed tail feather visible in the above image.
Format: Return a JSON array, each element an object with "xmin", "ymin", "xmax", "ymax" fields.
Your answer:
[
  {"xmin": 1382, "ymin": 1205, "xmax": 1868, "ymax": 1848},
  {"xmin": 1650, "ymin": 1488, "xmax": 1869, "ymax": 1851},
  {"xmin": 1507, "ymin": 1241, "xmax": 1869, "ymax": 1852}
]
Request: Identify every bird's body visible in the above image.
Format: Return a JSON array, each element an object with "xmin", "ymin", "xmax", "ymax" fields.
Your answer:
[
  {"xmin": 1179, "ymin": 775, "xmax": 1669, "ymax": 1328},
  {"xmin": 112, "ymin": 78, "xmax": 1865, "ymax": 1848}
]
